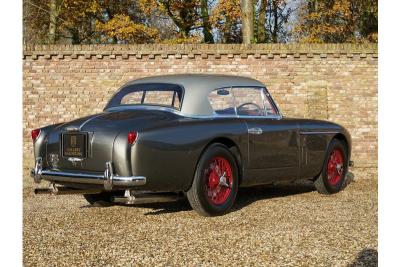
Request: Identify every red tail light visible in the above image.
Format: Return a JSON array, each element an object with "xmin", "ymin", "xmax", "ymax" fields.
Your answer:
[
  {"xmin": 128, "ymin": 131, "xmax": 138, "ymax": 145},
  {"xmin": 31, "ymin": 129, "xmax": 41, "ymax": 142}
]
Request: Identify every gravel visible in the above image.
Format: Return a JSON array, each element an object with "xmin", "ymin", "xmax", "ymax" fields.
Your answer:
[{"xmin": 23, "ymin": 169, "xmax": 377, "ymax": 266}]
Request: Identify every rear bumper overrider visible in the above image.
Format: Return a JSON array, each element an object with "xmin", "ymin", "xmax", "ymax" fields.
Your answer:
[{"xmin": 31, "ymin": 157, "xmax": 146, "ymax": 190}]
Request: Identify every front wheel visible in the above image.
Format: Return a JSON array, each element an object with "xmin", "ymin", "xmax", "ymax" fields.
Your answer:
[
  {"xmin": 187, "ymin": 143, "xmax": 239, "ymax": 216},
  {"xmin": 314, "ymin": 139, "xmax": 349, "ymax": 194}
]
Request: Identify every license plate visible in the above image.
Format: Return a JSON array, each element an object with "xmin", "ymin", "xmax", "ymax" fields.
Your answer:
[{"xmin": 62, "ymin": 132, "xmax": 88, "ymax": 158}]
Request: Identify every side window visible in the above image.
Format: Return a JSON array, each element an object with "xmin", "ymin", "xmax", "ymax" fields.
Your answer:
[
  {"xmin": 121, "ymin": 91, "xmax": 142, "ymax": 105},
  {"xmin": 233, "ymin": 87, "xmax": 265, "ymax": 116},
  {"xmin": 145, "ymin": 91, "xmax": 175, "ymax": 106},
  {"xmin": 208, "ymin": 88, "xmax": 235, "ymax": 115},
  {"xmin": 262, "ymin": 90, "xmax": 278, "ymax": 116},
  {"xmin": 120, "ymin": 90, "xmax": 181, "ymax": 109}
]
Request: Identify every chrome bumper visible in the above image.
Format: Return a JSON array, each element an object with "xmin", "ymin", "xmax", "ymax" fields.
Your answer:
[{"xmin": 31, "ymin": 157, "xmax": 146, "ymax": 190}]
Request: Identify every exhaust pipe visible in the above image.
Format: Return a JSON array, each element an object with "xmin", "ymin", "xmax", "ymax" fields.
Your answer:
[
  {"xmin": 34, "ymin": 183, "xmax": 102, "ymax": 195},
  {"xmin": 113, "ymin": 190, "xmax": 181, "ymax": 204}
]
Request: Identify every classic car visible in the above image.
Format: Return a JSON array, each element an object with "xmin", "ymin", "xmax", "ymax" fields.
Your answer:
[{"xmin": 31, "ymin": 74, "xmax": 352, "ymax": 216}]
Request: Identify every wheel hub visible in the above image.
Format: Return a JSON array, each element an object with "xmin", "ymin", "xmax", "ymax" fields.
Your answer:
[
  {"xmin": 327, "ymin": 148, "xmax": 345, "ymax": 186},
  {"xmin": 206, "ymin": 157, "xmax": 233, "ymax": 205}
]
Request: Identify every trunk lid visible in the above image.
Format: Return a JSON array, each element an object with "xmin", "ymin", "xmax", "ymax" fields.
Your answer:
[{"xmin": 45, "ymin": 109, "xmax": 178, "ymax": 172}]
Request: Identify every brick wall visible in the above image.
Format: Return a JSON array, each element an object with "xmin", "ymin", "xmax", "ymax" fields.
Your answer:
[{"xmin": 23, "ymin": 44, "xmax": 378, "ymax": 170}]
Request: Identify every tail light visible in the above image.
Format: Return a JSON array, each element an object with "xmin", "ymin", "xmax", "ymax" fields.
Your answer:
[
  {"xmin": 31, "ymin": 129, "xmax": 41, "ymax": 142},
  {"xmin": 128, "ymin": 131, "xmax": 138, "ymax": 145}
]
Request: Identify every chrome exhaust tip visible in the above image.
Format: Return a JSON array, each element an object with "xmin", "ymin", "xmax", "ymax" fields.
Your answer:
[
  {"xmin": 34, "ymin": 183, "xmax": 102, "ymax": 195},
  {"xmin": 112, "ymin": 190, "xmax": 181, "ymax": 205}
]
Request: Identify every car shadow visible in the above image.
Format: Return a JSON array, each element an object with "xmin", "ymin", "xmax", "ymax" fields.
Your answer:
[
  {"xmin": 348, "ymin": 248, "xmax": 378, "ymax": 267},
  {"xmin": 81, "ymin": 172, "xmax": 355, "ymax": 216},
  {"xmin": 232, "ymin": 180, "xmax": 316, "ymax": 212},
  {"xmin": 138, "ymin": 180, "xmax": 317, "ymax": 216}
]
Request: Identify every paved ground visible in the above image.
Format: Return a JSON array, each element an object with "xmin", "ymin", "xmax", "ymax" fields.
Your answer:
[{"xmin": 23, "ymin": 169, "xmax": 377, "ymax": 266}]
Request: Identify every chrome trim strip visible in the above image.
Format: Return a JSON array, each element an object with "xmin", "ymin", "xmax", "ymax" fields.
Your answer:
[
  {"xmin": 299, "ymin": 131, "xmax": 339, "ymax": 135},
  {"xmin": 113, "ymin": 176, "xmax": 147, "ymax": 187},
  {"xmin": 31, "ymin": 160, "xmax": 146, "ymax": 190},
  {"xmin": 106, "ymin": 105, "xmax": 282, "ymax": 120},
  {"xmin": 42, "ymin": 170, "xmax": 104, "ymax": 180}
]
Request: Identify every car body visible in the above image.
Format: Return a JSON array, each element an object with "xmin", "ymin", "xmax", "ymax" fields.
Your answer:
[{"xmin": 31, "ymin": 74, "xmax": 352, "ymax": 216}]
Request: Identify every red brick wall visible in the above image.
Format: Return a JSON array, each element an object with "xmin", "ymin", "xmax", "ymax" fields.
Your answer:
[{"xmin": 23, "ymin": 44, "xmax": 378, "ymax": 170}]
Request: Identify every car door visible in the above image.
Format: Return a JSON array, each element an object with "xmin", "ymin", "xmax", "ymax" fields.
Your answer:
[{"xmin": 232, "ymin": 87, "xmax": 300, "ymax": 184}]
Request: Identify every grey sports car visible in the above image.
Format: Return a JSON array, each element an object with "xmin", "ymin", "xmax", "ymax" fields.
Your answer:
[{"xmin": 31, "ymin": 74, "xmax": 352, "ymax": 216}]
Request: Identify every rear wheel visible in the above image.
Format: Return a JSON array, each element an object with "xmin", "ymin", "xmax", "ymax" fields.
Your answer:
[
  {"xmin": 83, "ymin": 192, "xmax": 114, "ymax": 207},
  {"xmin": 314, "ymin": 139, "xmax": 349, "ymax": 194},
  {"xmin": 187, "ymin": 143, "xmax": 239, "ymax": 216}
]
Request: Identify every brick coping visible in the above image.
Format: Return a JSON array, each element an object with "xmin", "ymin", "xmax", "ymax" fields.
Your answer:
[{"xmin": 23, "ymin": 43, "xmax": 378, "ymax": 59}]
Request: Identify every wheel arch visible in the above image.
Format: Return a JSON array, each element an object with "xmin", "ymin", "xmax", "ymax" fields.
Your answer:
[
  {"xmin": 314, "ymin": 133, "xmax": 350, "ymax": 181},
  {"xmin": 195, "ymin": 137, "xmax": 244, "ymax": 186},
  {"xmin": 331, "ymin": 133, "xmax": 349, "ymax": 154}
]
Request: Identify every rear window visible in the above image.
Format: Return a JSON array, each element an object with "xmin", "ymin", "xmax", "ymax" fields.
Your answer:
[{"xmin": 106, "ymin": 83, "xmax": 184, "ymax": 110}]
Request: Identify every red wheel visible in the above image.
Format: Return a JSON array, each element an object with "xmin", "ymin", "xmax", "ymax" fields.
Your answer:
[
  {"xmin": 314, "ymin": 139, "xmax": 349, "ymax": 194},
  {"xmin": 205, "ymin": 157, "xmax": 234, "ymax": 205},
  {"xmin": 187, "ymin": 144, "xmax": 239, "ymax": 216},
  {"xmin": 326, "ymin": 148, "xmax": 345, "ymax": 186}
]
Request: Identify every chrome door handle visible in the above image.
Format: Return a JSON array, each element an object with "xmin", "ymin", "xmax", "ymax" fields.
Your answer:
[{"xmin": 248, "ymin": 127, "xmax": 263, "ymax": 135}]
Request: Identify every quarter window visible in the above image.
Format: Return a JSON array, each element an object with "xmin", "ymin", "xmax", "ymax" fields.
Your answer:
[
  {"xmin": 119, "ymin": 88, "xmax": 181, "ymax": 109},
  {"xmin": 121, "ymin": 91, "xmax": 142, "ymax": 105},
  {"xmin": 106, "ymin": 83, "xmax": 184, "ymax": 110},
  {"xmin": 263, "ymin": 92, "xmax": 278, "ymax": 116}
]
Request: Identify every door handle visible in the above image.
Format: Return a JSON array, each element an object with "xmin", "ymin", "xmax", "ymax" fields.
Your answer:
[{"xmin": 248, "ymin": 127, "xmax": 263, "ymax": 135}]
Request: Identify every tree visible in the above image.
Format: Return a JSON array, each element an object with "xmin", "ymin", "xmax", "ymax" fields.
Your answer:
[
  {"xmin": 256, "ymin": 0, "xmax": 293, "ymax": 43},
  {"xmin": 23, "ymin": 0, "xmax": 378, "ymax": 44},
  {"xmin": 200, "ymin": 0, "xmax": 214, "ymax": 43},
  {"xmin": 241, "ymin": 0, "xmax": 254, "ymax": 44},
  {"xmin": 94, "ymin": 0, "xmax": 160, "ymax": 43},
  {"xmin": 294, "ymin": 0, "xmax": 378, "ymax": 43},
  {"xmin": 48, "ymin": 0, "xmax": 62, "ymax": 43},
  {"xmin": 139, "ymin": 0, "xmax": 202, "ymax": 39},
  {"xmin": 257, "ymin": 0, "xmax": 268, "ymax": 43},
  {"xmin": 210, "ymin": 0, "xmax": 242, "ymax": 43},
  {"xmin": 96, "ymin": 14, "xmax": 159, "ymax": 43},
  {"xmin": 24, "ymin": 0, "xmax": 49, "ymax": 43},
  {"xmin": 24, "ymin": 0, "xmax": 102, "ymax": 44}
]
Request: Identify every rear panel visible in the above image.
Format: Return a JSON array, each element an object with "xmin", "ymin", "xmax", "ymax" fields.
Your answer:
[{"xmin": 130, "ymin": 117, "xmax": 249, "ymax": 192}]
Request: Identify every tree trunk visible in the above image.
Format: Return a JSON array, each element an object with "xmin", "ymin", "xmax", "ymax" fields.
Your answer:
[
  {"xmin": 48, "ymin": 0, "xmax": 61, "ymax": 44},
  {"xmin": 308, "ymin": 0, "xmax": 319, "ymax": 13},
  {"xmin": 241, "ymin": 0, "xmax": 254, "ymax": 44},
  {"xmin": 258, "ymin": 0, "xmax": 267, "ymax": 43},
  {"xmin": 272, "ymin": 0, "xmax": 278, "ymax": 43},
  {"xmin": 201, "ymin": 0, "xmax": 214, "ymax": 43}
]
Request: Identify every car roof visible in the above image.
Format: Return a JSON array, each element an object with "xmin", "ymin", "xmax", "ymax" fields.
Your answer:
[{"xmin": 122, "ymin": 74, "xmax": 266, "ymax": 116}]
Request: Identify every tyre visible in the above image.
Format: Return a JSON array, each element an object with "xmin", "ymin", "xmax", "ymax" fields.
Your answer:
[
  {"xmin": 187, "ymin": 143, "xmax": 239, "ymax": 216},
  {"xmin": 314, "ymin": 139, "xmax": 349, "ymax": 194},
  {"xmin": 83, "ymin": 192, "xmax": 114, "ymax": 207}
]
